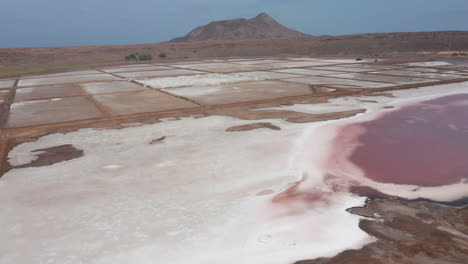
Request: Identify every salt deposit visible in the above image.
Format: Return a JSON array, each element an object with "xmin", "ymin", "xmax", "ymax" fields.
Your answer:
[
  {"xmin": 404, "ymin": 61, "xmax": 454, "ymax": 67},
  {"xmin": 2, "ymin": 115, "xmax": 369, "ymax": 264},
  {"xmin": 136, "ymin": 74, "xmax": 260, "ymax": 89}
]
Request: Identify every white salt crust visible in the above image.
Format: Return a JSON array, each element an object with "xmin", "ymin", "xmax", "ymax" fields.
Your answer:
[
  {"xmin": 3, "ymin": 80, "xmax": 468, "ymax": 264},
  {"xmin": 2, "ymin": 116, "xmax": 369, "ymax": 264},
  {"xmin": 136, "ymin": 74, "xmax": 260, "ymax": 89}
]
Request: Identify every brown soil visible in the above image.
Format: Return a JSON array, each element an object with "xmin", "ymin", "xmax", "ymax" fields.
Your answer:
[
  {"xmin": 149, "ymin": 136, "xmax": 166, "ymax": 144},
  {"xmin": 1, "ymin": 31, "xmax": 467, "ymax": 76},
  {"xmin": 226, "ymin": 122, "xmax": 281, "ymax": 132},
  {"xmin": 296, "ymin": 199, "xmax": 468, "ymax": 264},
  {"xmin": 13, "ymin": 144, "xmax": 83, "ymax": 169},
  {"xmin": 349, "ymin": 185, "xmax": 396, "ymax": 200},
  {"xmin": 216, "ymin": 108, "xmax": 366, "ymax": 123}
]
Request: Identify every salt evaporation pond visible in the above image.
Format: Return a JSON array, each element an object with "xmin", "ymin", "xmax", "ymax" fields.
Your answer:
[{"xmin": 329, "ymin": 94, "xmax": 468, "ymax": 188}]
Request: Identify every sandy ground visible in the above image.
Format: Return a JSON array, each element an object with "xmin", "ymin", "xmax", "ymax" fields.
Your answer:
[
  {"xmin": 1, "ymin": 31, "xmax": 468, "ymax": 74},
  {"xmin": 0, "ymin": 57, "xmax": 467, "ymax": 264}
]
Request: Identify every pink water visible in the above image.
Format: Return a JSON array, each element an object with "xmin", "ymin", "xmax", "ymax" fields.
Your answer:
[{"xmin": 333, "ymin": 94, "xmax": 468, "ymax": 187}]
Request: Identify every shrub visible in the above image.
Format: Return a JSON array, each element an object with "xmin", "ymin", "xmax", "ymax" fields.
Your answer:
[
  {"xmin": 125, "ymin": 54, "xmax": 138, "ymax": 61},
  {"xmin": 125, "ymin": 53, "xmax": 153, "ymax": 61},
  {"xmin": 138, "ymin": 54, "xmax": 153, "ymax": 61},
  {"xmin": 159, "ymin": 52, "xmax": 167, "ymax": 58}
]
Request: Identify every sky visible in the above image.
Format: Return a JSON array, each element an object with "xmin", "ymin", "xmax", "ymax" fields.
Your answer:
[{"xmin": 1, "ymin": 0, "xmax": 468, "ymax": 48}]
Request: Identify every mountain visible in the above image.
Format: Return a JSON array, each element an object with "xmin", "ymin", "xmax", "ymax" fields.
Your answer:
[{"xmin": 169, "ymin": 12, "xmax": 311, "ymax": 42}]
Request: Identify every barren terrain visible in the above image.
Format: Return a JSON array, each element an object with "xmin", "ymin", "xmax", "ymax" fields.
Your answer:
[{"xmin": 1, "ymin": 31, "xmax": 467, "ymax": 77}]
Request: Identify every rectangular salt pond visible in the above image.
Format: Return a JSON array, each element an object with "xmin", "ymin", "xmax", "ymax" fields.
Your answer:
[{"xmin": 136, "ymin": 74, "xmax": 260, "ymax": 89}]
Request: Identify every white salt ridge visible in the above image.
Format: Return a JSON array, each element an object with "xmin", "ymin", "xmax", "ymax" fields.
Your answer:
[
  {"xmin": 103, "ymin": 164, "xmax": 122, "ymax": 170},
  {"xmin": 287, "ymin": 57, "xmax": 325, "ymax": 61},
  {"xmin": 404, "ymin": 61, "xmax": 454, "ymax": 67},
  {"xmin": 136, "ymin": 74, "xmax": 260, "ymax": 89},
  {"xmin": 164, "ymin": 85, "xmax": 227, "ymax": 97},
  {"xmin": 254, "ymin": 96, "xmax": 389, "ymax": 115}
]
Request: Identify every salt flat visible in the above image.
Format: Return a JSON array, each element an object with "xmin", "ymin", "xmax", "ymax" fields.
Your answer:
[
  {"xmin": 231, "ymin": 71, "xmax": 303, "ymax": 79},
  {"xmin": 273, "ymin": 68, "xmax": 343, "ymax": 76},
  {"xmin": 21, "ymin": 70, "xmax": 103, "ymax": 79},
  {"xmin": 8, "ymin": 97, "xmax": 105, "ymax": 127},
  {"xmin": 283, "ymin": 76, "xmax": 393, "ymax": 88},
  {"xmin": 1, "ymin": 57, "xmax": 467, "ymax": 264},
  {"xmin": 0, "ymin": 79, "xmax": 16, "ymax": 89},
  {"xmin": 15, "ymin": 84, "xmax": 85, "ymax": 101},
  {"xmin": 174, "ymin": 62, "xmax": 274, "ymax": 73},
  {"xmin": 101, "ymin": 65, "xmax": 173, "ymax": 73},
  {"xmin": 81, "ymin": 81, "xmax": 146, "ymax": 94},
  {"xmin": 136, "ymin": 74, "xmax": 259, "ymax": 89},
  {"xmin": 331, "ymin": 72, "xmax": 433, "ymax": 84},
  {"xmin": 114, "ymin": 69, "xmax": 203, "ymax": 78},
  {"xmin": 18, "ymin": 74, "xmax": 121, "ymax": 87},
  {"xmin": 162, "ymin": 80, "xmax": 322, "ymax": 105}
]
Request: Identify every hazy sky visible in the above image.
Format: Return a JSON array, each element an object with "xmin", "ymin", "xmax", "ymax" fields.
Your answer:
[{"xmin": 2, "ymin": 0, "xmax": 468, "ymax": 47}]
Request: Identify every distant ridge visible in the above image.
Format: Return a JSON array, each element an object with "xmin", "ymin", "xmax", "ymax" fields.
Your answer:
[{"xmin": 169, "ymin": 12, "xmax": 311, "ymax": 42}]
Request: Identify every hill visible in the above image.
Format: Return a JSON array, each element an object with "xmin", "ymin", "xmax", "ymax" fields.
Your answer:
[{"xmin": 169, "ymin": 12, "xmax": 310, "ymax": 42}]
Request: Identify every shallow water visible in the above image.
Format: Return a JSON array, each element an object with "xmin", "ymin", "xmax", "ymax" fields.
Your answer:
[{"xmin": 333, "ymin": 94, "xmax": 468, "ymax": 187}]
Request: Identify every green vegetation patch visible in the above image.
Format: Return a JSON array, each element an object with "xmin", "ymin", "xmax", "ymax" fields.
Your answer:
[{"xmin": 125, "ymin": 53, "xmax": 153, "ymax": 61}]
